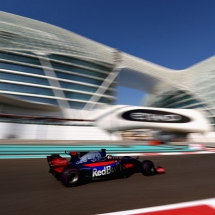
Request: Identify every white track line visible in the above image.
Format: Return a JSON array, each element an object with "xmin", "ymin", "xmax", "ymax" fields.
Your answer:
[{"xmin": 97, "ymin": 198, "xmax": 215, "ymax": 215}]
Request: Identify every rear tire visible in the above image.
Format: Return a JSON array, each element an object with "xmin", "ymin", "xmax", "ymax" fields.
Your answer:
[
  {"xmin": 141, "ymin": 160, "xmax": 156, "ymax": 176},
  {"xmin": 61, "ymin": 168, "xmax": 81, "ymax": 187}
]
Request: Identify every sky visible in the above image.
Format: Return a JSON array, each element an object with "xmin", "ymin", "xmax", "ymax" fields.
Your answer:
[{"xmin": 1, "ymin": 0, "xmax": 215, "ymax": 106}]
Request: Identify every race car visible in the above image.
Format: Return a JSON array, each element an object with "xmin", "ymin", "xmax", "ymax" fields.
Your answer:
[{"xmin": 47, "ymin": 149, "xmax": 165, "ymax": 187}]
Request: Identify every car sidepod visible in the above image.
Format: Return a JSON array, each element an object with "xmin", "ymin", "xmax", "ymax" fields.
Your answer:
[{"xmin": 82, "ymin": 160, "xmax": 121, "ymax": 180}]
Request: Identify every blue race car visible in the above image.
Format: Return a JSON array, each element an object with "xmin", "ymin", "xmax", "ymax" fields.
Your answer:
[{"xmin": 47, "ymin": 149, "xmax": 165, "ymax": 187}]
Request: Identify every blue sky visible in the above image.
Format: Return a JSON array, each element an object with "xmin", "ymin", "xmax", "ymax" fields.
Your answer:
[{"xmin": 1, "ymin": 0, "xmax": 215, "ymax": 106}]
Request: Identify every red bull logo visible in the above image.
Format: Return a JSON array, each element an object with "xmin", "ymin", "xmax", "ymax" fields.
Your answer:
[{"xmin": 92, "ymin": 165, "xmax": 118, "ymax": 177}]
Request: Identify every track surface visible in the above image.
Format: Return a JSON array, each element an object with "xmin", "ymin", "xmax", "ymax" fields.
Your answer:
[{"xmin": 1, "ymin": 154, "xmax": 215, "ymax": 215}]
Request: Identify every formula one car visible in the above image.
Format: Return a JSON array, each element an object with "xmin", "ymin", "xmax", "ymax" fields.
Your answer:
[{"xmin": 47, "ymin": 149, "xmax": 165, "ymax": 187}]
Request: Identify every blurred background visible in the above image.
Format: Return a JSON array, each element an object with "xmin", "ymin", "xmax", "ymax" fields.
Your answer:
[{"xmin": 0, "ymin": 1, "xmax": 215, "ymax": 143}]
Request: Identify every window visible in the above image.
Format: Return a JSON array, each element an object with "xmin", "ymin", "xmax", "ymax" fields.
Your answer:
[
  {"xmin": 68, "ymin": 101, "xmax": 86, "ymax": 109},
  {"xmin": 52, "ymin": 62, "xmax": 108, "ymax": 79},
  {"xmin": 0, "ymin": 72, "xmax": 49, "ymax": 85},
  {"xmin": 56, "ymin": 72, "xmax": 103, "ymax": 85},
  {"xmin": 0, "ymin": 51, "xmax": 41, "ymax": 65},
  {"xmin": 64, "ymin": 91, "xmax": 92, "ymax": 100},
  {"xmin": 0, "ymin": 62, "xmax": 45, "ymax": 75},
  {"xmin": 0, "ymin": 83, "xmax": 54, "ymax": 96},
  {"xmin": 98, "ymin": 97, "xmax": 113, "ymax": 104},
  {"xmin": 49, "ymin": 54, "xmax": 111, "ymax": 72},
  {"xmin": 60, "ymin": 81, "xmax": 97, "ymax": 93},
  {"xmin": 7, "ymin": 94, "xmax": 58, "ymax": 106}
]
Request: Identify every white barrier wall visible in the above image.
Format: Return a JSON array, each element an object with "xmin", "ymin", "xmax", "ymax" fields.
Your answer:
[
  {"xmin": 0, "ymin": 122, "xmax": 121, "ymax": 141},
  {"xmin": 187, "ymin": 132, "xmax": 215, "ymax": 143}
]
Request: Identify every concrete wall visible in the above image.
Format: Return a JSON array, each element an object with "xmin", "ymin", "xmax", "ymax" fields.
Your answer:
[
  {"xmin": 0, "ymin": 122, "xmax": 121, "ymax": 141},
  {"xmin": 187, "ymin": 132, "xmax": 215, "ymax": 143}
]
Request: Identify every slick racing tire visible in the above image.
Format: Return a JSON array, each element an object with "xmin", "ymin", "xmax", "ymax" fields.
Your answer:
[
  {"xmin": 61, "ymin": 168, "xmax": 81, "ymax": 187},
  {"xmin": 141, "ymin": 160, "xmax": 156, "ymax": 176}
]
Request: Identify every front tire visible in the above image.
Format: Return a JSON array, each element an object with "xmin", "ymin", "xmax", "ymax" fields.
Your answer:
[
  {"xmin": 141, "ymin": 160, "xmax": 156, "ymax": 176},
  {"xmin": 61, "ymin": 168, "xmax": 81, "ymax": 187}
]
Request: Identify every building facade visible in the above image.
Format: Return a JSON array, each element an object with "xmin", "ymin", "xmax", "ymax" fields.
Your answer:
[
  {"xmin": 0, "ymin": 11, "xmax": 214, "ymax": 140},
  {"xmin": 0, "ymin": 11, "xmax": 117, "ymax": 117}
]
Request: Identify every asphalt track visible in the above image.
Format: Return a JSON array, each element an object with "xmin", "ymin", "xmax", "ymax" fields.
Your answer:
[{"xmin": 1, "ymin": 154, "xmax": 215, "ymax": 215}]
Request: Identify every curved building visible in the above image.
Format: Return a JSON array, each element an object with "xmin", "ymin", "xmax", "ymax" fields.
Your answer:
[
  {"xmin": 143, "ymin": 57, "xmax": 215, "ymax": 129},
  {"xmin": 0, "ymin": 11, "xmax": 117, "ymax": 118},
  {"xmin": 0, "ymin": 11, "xmax": 214, "ymax": 140}
]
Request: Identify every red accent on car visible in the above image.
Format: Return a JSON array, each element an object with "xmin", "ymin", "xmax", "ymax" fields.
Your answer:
[
  {"xmin": 156, "ymin": 167, "xmax": 165, "ymax": 173},
  {"xmin": 53, "ymin": 167, "xmax": 66, "ymax": 173},
  {"xmin": 83, "ymin": 161, "xmax": 116, "ymax": 167},
  {"xmin": 123, "ymin": 164, "xmax": 134, "ymax": 169},
  {"xmin": 70, "ymin": 152, "xmax": 77, "ymax": 156},
  {"xmin": 50, "ymin": 158, "xmax": 68, "ymax": 173}
]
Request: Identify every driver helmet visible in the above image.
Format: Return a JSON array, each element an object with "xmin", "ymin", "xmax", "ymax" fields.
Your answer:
[{"xmin": 107, "ymin": 155, "xmax": 113, "ymax": 159}]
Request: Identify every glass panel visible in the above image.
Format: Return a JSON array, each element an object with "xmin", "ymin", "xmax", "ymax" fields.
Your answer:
[
  {"xmin": 0, "ymin": 62, "xmax": 45, "ymax": 75},
  {"xmin": 98, "ymin": 97, "xmax": 113, "ymax": 104},
  {"xmin": 103, "ymin": 88, "xmax": 115, "ymax": 96},
  {"xmin": 181, "ymin": 100, "xmax": 200, "ymax": 107},
  {"xmin": 7, "ymin": 94, "xmax": 58, "ymax": 106},
  {"xmin": 0, "ymin": 51, "xmax": 41, "ymax": 65},
  {"xmin": 187, "ymin": 104, "xmax": 204, "ymax": 109},
  {"xmin": 64, "ymin": 91, "xmax": 92, "ymax": 100},
  {"xmin": 56, "ymin": 71, "xmax": 103, "ymax": 85},
  {"xmin": 0, "ymin": 83, "xmax": 54, "ymax": 96},
  {"xmin": 60, "ymin": 81, "xmax": 97, "ymax": 93},
  {"xmin": 52, "ymin": 62, "xmax": 107, "ymax": 78},
  {"xmin": 0, "ymin": 72, "xmax": 49, "ymax": 85},
  {"xmin": 68, "ymin": 101, "xmax": 86, "ymax": 109},
  {"xmin": 49, "ymin": 54, "xmax": 111, "ymax": 72},
  {"xmin": 60, "ymin": 81, "xmax": 114, "ymax": 96},
  {"xmin": 157, "ymin": 94, "xmax": 194, "ymax": 107},
  {"xmin": 167, "ymin": 100, "xmax": 202, "ymax": 108}
]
